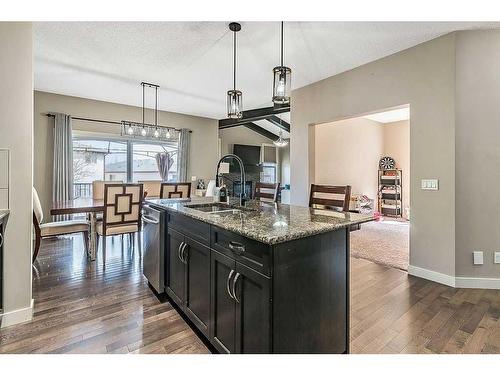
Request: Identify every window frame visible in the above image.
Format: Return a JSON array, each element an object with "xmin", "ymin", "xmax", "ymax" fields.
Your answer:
[{"xmin": 72, "ymin": 134, "xmax": 179, "ymax": 184}]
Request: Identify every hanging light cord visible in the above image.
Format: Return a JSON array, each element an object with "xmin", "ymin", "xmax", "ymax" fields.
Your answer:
[
  {"xmin": 233, "ymin": 28, "xmax": 237, "ymax": 91},
  {"xmin": 280, "ymin": 21, "xmax": 284, "ymax": 67}
]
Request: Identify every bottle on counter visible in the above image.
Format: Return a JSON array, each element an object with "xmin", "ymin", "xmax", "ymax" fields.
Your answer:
[{"xmin": 219, "ymin": 184, "xmax": 228, "ymax": 203}]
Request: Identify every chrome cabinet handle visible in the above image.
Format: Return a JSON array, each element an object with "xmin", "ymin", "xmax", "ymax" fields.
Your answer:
[
  {"xmin": 178, "ymin": 241, "xmax": 184, "ymax": 262},
  {"xmin": 142, "ymin": 215, "xmax": 159, "ymax": 225},
  {"xmin": 0, "ymin": 232, "xmax": 3, "ymax": 248},
  {"xmin": 181, "ymin": 243, "xmax": 188, "ymax": 264},
  {"xmin": 228, "ymin": 241, "xmax": 245, "ymax": 256},
  {"xmin": 232, "ymin": 272, "xmax": 241, "ymax": 304},
  {"xmin": 226, "ymin": 270, "xmax": 235, "ymax": 300}
]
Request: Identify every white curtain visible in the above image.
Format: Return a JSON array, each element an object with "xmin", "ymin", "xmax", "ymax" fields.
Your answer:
[
  {"xmin": 53, "ymin": 113, "xmax": 74, "ymax": 220},
  {"xmin": 177, "ymin": 129, "xmax": 190, "ymax": 182}
]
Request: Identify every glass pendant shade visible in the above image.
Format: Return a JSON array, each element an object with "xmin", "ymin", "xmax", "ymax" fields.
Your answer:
[
  {"xmin": 273, "ymin": 130, "xmax": 289, "ymax": 147},
  {"xmin": 227, "ymin": 89, "xmax": 243, "ymax": 119},
  {"xmin": 272, "ymin": 66, "xmax": 291, "ymax": 104}
]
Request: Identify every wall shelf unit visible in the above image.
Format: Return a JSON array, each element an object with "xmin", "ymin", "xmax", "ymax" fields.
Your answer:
[{"xmin": 378, "ymin": 169, "xmax": 403, "ymax": 218}]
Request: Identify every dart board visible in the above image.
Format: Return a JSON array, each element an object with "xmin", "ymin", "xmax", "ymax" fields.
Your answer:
[{"xmin": 379, "ymin": 156, "xmax": 395, "ymax": 170}]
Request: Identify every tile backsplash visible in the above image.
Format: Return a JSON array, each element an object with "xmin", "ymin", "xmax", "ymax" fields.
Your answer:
[{"xmin": 0, "ymin": 149, "xmax": 9, "ymax": 209}]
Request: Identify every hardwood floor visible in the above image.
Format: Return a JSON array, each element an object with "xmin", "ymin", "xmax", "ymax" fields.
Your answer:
[
  {"xmin": 0, "ymin": 235, "xmax": 210, "ymax": 354},
  {"xmin": 1, "ymin": 234, "xmax": 499, "ymax": 354}
]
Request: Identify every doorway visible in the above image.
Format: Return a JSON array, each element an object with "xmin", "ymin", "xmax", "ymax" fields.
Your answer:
[{"xmin": 311, "ymin": 105, "xmax": 410, "ymax": 270}]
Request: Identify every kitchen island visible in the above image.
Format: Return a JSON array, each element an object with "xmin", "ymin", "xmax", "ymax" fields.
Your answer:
[{"xmin": 146, "ymin": 198, "xmax": 372, "ymax": 354}]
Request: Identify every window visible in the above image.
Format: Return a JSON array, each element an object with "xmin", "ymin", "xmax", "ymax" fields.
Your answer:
[
  {"xmin": 261, "ymin": 164, "xmax": 277, "ymax": 184},
  {"xmin": 72, "ymin": 137, "xmax": 178, "ymax": 198},
  {"xmin": 132, "ymin": 142, "xmax": 178, "ymax": 182}
]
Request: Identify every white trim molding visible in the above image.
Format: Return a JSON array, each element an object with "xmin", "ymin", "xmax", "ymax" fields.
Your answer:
[
  {"xmin": 0, "ymin": 298, "xmax": 34, "ymax": 328},
  {"xmin": 409, "ymin": 265, "xmax": 500, "ymax": 289},
  {"xmin": 408, "ymin": 265, "xmax": 456, "ymax": 287},
  {"xmin": 455, "ymin": 277, "xmax": 500, "ymax": 290}
]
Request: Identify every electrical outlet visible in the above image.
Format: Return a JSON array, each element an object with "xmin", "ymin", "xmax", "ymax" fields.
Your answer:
[
  {"xmin": 494, "ymin": 252, "xmax": 500, "ymax": 264},
  {"xmin": 473, "ymin": 251, "xmax": 484, "ymax": 265}
]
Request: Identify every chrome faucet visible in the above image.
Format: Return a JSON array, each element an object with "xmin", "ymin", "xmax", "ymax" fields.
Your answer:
[{"xmin": 215, "ymin": 154, "xmax": 247, "ymax": 207}]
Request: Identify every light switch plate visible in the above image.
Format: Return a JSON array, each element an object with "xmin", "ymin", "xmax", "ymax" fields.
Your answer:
[
  {"xmin": 494, "ymin": 252, "xmax": 500, "ymax": 264},
  {"xmin": 473, "ymin": 251, "xmax": 484, "ymax": 265},
  {"xmin": 421, "ymin": 179, "xmax": 439, "ymax": 190}
]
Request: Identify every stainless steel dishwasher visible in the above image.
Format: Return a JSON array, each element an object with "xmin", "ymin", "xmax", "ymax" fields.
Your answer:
[{"xmin": 142, "ymin": 204, "xmax": 165, "ymax": 294}]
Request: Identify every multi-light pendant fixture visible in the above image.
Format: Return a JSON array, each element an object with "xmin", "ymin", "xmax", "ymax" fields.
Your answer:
[
  {"xmin": 227, "ymin": 22, "xmax": 243, "ymax": 119},
  {"xmin": 122, "ymin": 82, "xmax": 174, "ymax": 141},
  {"xmin": 272, "ymin": 21, "xmax": 291, "ymax": 104}
]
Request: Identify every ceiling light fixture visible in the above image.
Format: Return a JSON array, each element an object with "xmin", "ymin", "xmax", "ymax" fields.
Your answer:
[
  {"xmin": 227, "ymin": 22, "xmax": 243, "ymax": 119},
  {"xmin": 272, "ymin": 22, "xmax": 291, "ymax": 104},
  {"xmin": 273, "ymin": 116, "xmax": 289, "ymax": 147}
]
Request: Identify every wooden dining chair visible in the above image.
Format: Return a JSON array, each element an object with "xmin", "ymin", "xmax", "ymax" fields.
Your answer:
[
  {"xmin": 254, "ymin": 182, "xmax": 280, "ymax": 203},
  {"xmin": 160, "ymin": 182, "xmax": 191, "ymax": 199},
  {"xmin": 32, "ymin": 187, "xmax": 89, "ymax": 262},
  {"xmin": 96, "ymin": 183, "xmax": 143, "ymax": 255},
  {"xmin": 309, "ymin": 184, "xmax": 352, "ymax": 212},
  {"xmin": 138, "ymin": 180, "xmax": 161, "ymax": 199}
]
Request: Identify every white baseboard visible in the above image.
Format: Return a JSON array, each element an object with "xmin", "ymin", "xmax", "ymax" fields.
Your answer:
[
  {"xmin": 0, "ymin": 298, "xmax": 34, "ymax": 328},
  {"xmin": 408, "ymin": 265, "xmax": 500, "ymax": 290},
  {"xmin": 408, "ymin": 265, "xmax": 456, "ymax": 287},
  {"xmin": 455, "ymin": 277, "xmax": 500, "ymax": 289}
]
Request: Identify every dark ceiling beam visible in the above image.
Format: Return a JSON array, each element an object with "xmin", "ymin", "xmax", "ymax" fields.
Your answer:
[
  {"xmin": 219, "ymin": 104, "xmax": 290, "ymax": 129},
  {"xmin": 266, "ymin": 115, "xmax": 290, "ymax": 132},
  {"xmin": 243, "ymin": 123, "xmax": 279, "ymax": 141}
]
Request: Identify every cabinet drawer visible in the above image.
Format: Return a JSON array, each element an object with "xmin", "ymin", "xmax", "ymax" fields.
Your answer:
[
  {"xmin": 167, "ymin": 212, "xmax": 210, "ymax": 246},
  {"xmin": 211, "ymin": 226, "xmax": 271, "ymax": 276}
]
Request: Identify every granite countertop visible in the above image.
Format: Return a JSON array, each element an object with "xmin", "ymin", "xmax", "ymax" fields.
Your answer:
[
  {"xmin": 147, "ymin": 197, "xmax": 373, "ymax": 245},
  {"xmin": 0, "ymin": 209, "xmax": 9, "ymax": 222}
]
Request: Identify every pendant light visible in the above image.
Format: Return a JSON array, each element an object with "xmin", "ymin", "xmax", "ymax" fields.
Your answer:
[
  {"xmin": 273, "ymin": 116, "xmax": 289, "ymax": 147},
  {"xmin": 227, "ymin": 22, "xmax": 243, "ymax": 119},
  {"xmin": 272, "ymin": 22, "xmax": 291, "ymax": 104}
]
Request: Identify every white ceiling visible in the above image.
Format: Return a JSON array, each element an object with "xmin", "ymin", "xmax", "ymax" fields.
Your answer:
[
  {"xmin": 34, "ymin": 22, "xmax": 500, "ymax": 120},
  {"xmin": 363, "ymin": 107, "xmax": 410, "ymax": 123}
]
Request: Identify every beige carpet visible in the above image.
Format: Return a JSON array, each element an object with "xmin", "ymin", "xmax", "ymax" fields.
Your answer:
[{"xmin": 350, "ymin": 218, "xmax": 409, "ymax": 271}]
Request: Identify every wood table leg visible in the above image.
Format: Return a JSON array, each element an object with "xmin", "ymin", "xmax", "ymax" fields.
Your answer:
[{"xmin": 89, "ymin": 212, "xmax": 97, "ymax": 261}]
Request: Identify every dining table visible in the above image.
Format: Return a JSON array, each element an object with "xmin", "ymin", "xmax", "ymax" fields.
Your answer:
[{"xmin": 51, "ymin": 197, "xmax": 104, "ymax": 261}]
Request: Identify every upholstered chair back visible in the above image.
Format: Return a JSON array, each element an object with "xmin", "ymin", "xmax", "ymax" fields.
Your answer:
[
  {"xmin": 138, "ymin": 180, "xmax": 161, "ymax": 198},
  {"xmin": 33, "ymin": 187, "xmax": 44, "ymax": 224},
  {"xmin": 103, "ymin": 184, "xmax": 143, "ymax": 228},
  {"xmin": 160, "ymin": 182, "xmax": 191, "ymax": 199}
]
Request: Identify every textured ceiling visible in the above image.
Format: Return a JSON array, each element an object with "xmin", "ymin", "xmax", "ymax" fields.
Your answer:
[{"xmin": 34, "ymin": 22, "xmax": 499, "ymax": 120}]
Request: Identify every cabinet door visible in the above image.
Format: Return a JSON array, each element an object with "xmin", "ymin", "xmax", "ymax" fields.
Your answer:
[
  {"xmin": 210, "ymin": 250, "xmax": 236, "ymax": 354},
  {"xmin": 166, "ymin": 228, "xmax": 185, "ymax": 307},
  {"xmin": 184, "ymin": 237, "xmax": 211, "ymax": 337},
  {"xmin": 234, "ymin": 262, "xmax": 272, "ymax": 354}
]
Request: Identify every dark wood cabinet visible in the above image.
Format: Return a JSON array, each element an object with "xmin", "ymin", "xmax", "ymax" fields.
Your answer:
[
  {"xmin": 184, "ymin": 236, "xmax": 210, "ymax": 336},
  {"xmin": 210, "ymin": 249, "xmax": 271, "ymax": 354},
  {"xmin": 234, "ymin": 262, "xmax": 271, "ymax": 354},
  {"xmin": 166, "ymin": 228, "xmax": 185, "ymax": 307},
  {"xmin": 210, "ymin": 250, "xmax": 236, "ymax": 353},
  {"xmin": 166, "ymin": 227, "xmax": 211, "ymax": 337}
]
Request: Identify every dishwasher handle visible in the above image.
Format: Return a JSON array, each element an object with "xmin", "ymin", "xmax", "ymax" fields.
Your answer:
[{"xmin": 142, "ymin": 215, "xmax": 160, "ymax": 225}]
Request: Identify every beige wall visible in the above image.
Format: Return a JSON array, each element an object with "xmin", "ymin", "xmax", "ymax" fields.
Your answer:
[
  {"xmin": 455, "ymin": 30, "xmax": 500, "ymax": 278},
  {"xmin": 0, "ymin": 23, "xmax": 33, "ymax": 325},
  {"xmin": 383, "ymin": 120, "xmax": 410, "ymax": 217},
  {"xmin": 291, "ymin": 33, "xmax": 456, "ymax": 277},
  {"xmin": 34, "ymin": 91, "xmax": 218, "ymax": 221},
  {"xmin": 314, "ymin": 117, "xmax": 383, "ymax": 202}
]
